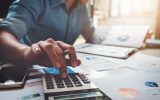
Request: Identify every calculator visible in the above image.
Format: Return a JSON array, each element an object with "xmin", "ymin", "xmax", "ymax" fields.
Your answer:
[{"xmin": 42, "ymin": 73, "xmax": 111, "ymax": 100}]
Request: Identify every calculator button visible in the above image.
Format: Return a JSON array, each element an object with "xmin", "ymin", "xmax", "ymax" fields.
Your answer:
[
  {"xmin": 83, "ymin": 80, "xmax": 90, "ymax": 83},
  {"xmin": 74, "ymin": 82, "xmax": 82, "ymax": 87},
  {"xmin": 47, "ymin": 84, "xmax": 54, "ymax": 89},
  {"xmin": 63, "ymin": 77, "xmax": 71, "ymax": 82},
  {"xmin": 78, "ymin": 74, "xmax": 90, "ymax": 84},
  {"xmin": 46, "ymin": 81, "xmax": 54, "ymax": 89},
  {"xmin": 66, "ymin": 83, "xmax": 74, "ymax": 87},
  {"xmin": 45, "ymin": 75, "xmax": 55, "ymax": 89},
  {"xmin": 56, "ymin": 82, "xmax": 64, "ymax": 88},
  {"xmin": 69, "ymin": 75, "xmax": 79, "ymax": 81},
  {"xmin": 69, "ymin": 74, "xmax": 83, "ymax": 87},
  {"xmin": 63, "ymin": 77, "xmax": 74, "ymax": 87},
  {"xmin": 57, "ymin": 84, "xmax": 65, "ymax": 88}
]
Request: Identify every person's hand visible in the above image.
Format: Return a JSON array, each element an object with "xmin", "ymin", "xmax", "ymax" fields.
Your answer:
[{"xmin": 22, "ymin": 38, "xmax": 81, "ymax": 78}]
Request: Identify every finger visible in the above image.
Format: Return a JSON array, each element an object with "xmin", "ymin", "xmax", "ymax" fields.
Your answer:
[
  {"xmin": 66, "ymin": 59, "xmax": 81, "ymax": 66},
  {"xmin": 56, "ymin": 41, "xmax": 79, "ymax": 68},
  {"xmin": 53, "ymin": 45, "xmax": 67, "ymax": 78},
  {"xmin": 56, "ymin": 41, "xmax": 72, "ymax": 50},
  {"xmin": 46, "ymin": 38, "xmax": 57, "ymax": 45},
  {"xmin": 31, "ymin": 43, "xmax": 42, "ymax": 55},
  {"xmin": 46, "ymin": 39, "xmax": 67, "ymax": 78},
  {"xmin": 68, "ymin": 47, "xmax": 78, "ymax": 67},
  {"xmin": 38, "ymin": 41, "xmax": 61, "ymax": 68}
]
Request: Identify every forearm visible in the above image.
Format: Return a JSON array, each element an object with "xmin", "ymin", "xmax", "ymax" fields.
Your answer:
[
  {"xmin": 84, "ymin": 32, "xmax": 104, "ymax": 44},
  {"xmin": 0, "ymin": 30, "xmax": 30, "ymax": 63}
]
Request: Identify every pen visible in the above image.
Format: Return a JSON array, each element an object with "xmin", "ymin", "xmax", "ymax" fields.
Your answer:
[{"xmin": 64, "ymin": 49, "xmax": 69, "ymax": 56}]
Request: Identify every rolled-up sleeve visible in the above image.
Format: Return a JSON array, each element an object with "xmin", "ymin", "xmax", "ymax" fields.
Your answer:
[{"xmin": 0, "ymin": 0, "xmax": 42, "ymax": 40}]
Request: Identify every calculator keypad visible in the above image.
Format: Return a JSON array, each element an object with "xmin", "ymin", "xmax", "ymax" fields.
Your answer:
[
  {"xmin": 44, "ymin": 73, "xmax": 90, "ymax": 89},
  {"xmin": 45, "ymin": 75, "xmax": 54, "ymax": 89}
]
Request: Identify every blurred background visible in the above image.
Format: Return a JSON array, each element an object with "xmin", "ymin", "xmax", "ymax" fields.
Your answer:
[
  {"xmin": 91, "ymin": 0, "xmax": 160, "ymax": 39},
  {"xmin": 1, "ymin": 0, "xmax": 160, "ymax": 44}
]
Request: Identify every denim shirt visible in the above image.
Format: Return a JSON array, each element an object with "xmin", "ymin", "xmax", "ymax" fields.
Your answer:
[{"xmin": 0, "ymin": 0, "xmax": 94, "ymax": 45}]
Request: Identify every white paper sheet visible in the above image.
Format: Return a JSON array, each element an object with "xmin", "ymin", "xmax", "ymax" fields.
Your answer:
[
  {"xmin": 99, "ymin": 25, "xmax": 149, "ymax": 48},
  {"xmin": 125, "ymin": 52, "xmax": 160, "ymax": 71},
  {"xmin": 78, "ymin": 53, "xmax": 131, "ymax": 72},
  {"xmin": 90, "ymin": 71, "xmax": 160, "ymax": 100},
  {"xmin": 0, "ymin": 84, "xmax": 44, "ymax": 100}
]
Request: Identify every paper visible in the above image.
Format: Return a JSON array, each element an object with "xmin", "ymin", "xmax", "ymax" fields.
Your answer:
[
  {"xmin": 19, "ymin": 92, "xmax": 44, "ymax": 100},
  {"xmin": 125, "ymin": 52, "xmax": 160, "ymax": 71},
  {"xmin": 76, "ymin": 43, "xmax": 137, "ymax": 59},
  {"xmin": 90, "ymin": 71, "xmax": 160, "ymax": 100},
  {"xmin": 0, "ymin": 84, "xmax": 44, "ymax": 100},
  {"xmin": 78, "ymin": 53, "xmax": 131, "ymax": 72},
  {"xmin": 26, "ymin": 74, "xmax": 42, "ymax": 84},
  {"xmin": 69, "ymin": 65, "xmax": 88, "ymax": 75},
  {"xmin": 98, "ymin": 25, "xmax": 149, "ymax": 48}
]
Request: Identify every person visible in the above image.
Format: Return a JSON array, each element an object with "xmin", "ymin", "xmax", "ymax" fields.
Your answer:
[{"xmin": 0, "ymin": 0, "xmax": 102, "ymax": 78}]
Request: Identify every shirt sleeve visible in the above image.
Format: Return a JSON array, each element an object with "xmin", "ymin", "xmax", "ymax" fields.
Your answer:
[{"xmin": 0, "ymin": 0, "xmax": 43, "ymax": 40}]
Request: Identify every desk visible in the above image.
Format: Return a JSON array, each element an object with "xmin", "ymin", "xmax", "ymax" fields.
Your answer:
[
  {"xmin": 0, "ymin": 48, "xmax": 160, "ymax": 100},
  {"xmin": 141, "ymin": 49, "xmax": 160, "ymax": 57},
  {"xmin": 80, "ymin": 48, "xmax": 160, "ymax": 100}
]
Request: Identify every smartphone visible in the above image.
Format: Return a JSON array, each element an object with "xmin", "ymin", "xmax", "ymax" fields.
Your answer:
[{"xmin": 0, "ymin": 64, "xmax": 29, "ymax": 89}]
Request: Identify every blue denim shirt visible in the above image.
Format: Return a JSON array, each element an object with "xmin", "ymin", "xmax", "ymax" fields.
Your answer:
[{"xmin": 0, "ymin": 0, "xmax": 94, "ymax": 45}]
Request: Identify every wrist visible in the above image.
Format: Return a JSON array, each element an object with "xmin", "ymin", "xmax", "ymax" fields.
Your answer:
[{"xmin": 20, "ymin": 45, "xmax": 32, "ymax": 64}]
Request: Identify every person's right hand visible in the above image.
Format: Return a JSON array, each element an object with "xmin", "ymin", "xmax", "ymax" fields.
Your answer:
[{"xmin": 22, "ymin": 38, "xmax": 81, "ymax": 78}]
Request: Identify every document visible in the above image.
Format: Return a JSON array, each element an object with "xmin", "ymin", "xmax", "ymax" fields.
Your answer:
[
  {"xmin": 90, "ymin": 71, "xmax": 160, "ymax": 100},
  {"xmin": 97, "ymin": 25, "xmax": 149, "ymax": 48},
  {"xmin": 76, "ymin": 43, "xmax": 137, "ymax": 59},
  {"xmin": 125, "ymin": 52, "xmax": 160, "ymax": 71},
  {"xmin": 0, "ymin": 84, "xmax": 44, "ymax": 100},
  {"xmin": 77, "ymin": 53, "xmax": 130, "ymax": 72}
]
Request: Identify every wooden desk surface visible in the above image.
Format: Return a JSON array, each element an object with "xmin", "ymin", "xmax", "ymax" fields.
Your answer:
[{"xmin": 140, "ymin": 49, "xmax": 160, "ymax": 57}]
